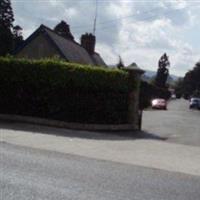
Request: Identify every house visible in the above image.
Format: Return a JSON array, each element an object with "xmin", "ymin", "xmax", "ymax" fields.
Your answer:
[{"xmin": 14, "ymin": 24, "xmax": 106, "ymax": 66}]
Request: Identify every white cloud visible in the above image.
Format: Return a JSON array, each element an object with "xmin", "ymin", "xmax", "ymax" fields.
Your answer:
[
  {"xmin": 96, "ymin": 43, "xmax": 118, "ymax": 65},
  {"xmin": 12, "ymin": 0, "xmax": 199, "ymax": 76},
  {"xmin": 64, "ymin": 8, "xmax": 78, "ymax": 19},
  {"xmin": 49, "ymin": 0, "xmax": 62, "ymax": 7},
  {"xmin": 108, "ymin": 1, "xmax": 133, "ymax": 18},
  {"xmin": 161, "ymin": 0, "xmax": 188, "ymax": 9}
]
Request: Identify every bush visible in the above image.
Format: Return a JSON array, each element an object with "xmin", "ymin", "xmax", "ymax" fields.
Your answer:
[{"xmin": 0, "ymin": 57, "xmax": 131, "ymax": 124}]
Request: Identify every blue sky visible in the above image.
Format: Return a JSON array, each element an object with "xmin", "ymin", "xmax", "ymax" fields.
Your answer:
[{"xmin": 12, "ymin": 0, "xmax": 200, "ymax": 76}]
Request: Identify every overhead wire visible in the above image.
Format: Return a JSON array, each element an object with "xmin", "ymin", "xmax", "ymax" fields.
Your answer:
[
  {"xmin": 71, "ymin": 6, "xmax": 165, "ymax": 30},
  {"xmin": 71, "ymin": 4, "xmax": 197, "ymax": 33},
  {"xmin": 92, "ymin": 5, "xmax": 197, "ymax": 32},
  {"xmin": 13, "ymin": 1, "xmax": 198, "ymax": 34}
]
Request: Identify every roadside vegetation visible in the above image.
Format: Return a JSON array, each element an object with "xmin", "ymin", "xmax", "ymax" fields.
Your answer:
[
  {"xmin": 139, "ymin": 53, "xmax": 171, "ymax": 109},
  {"xmin": 174, "ymin": 61, "xmax": 200, "ymax": 99},
  {"xmin": 0, "ymin": 0, "xmax": 24, "ymax": 56},
  {"xmin": 0, "ymin": 57, "xmax": 130, "ymax": 124}
]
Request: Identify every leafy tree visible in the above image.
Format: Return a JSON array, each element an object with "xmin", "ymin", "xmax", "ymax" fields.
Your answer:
[
  {"xmin": 0, "ymin": 0, "xmax": 14, "ymax": 56},
  {"xmin": 54, "ymin": 20, "xmax": 74, "ymax": 40},
  {"xmin": 182, "ymin": 61, "xmax": 200, "ymax": 98},
  {"xmin": 13, "ymin": 25, "xmax": 24, "ymax": 50},
  {"xmin": 155, "ymin": 53, "xmax": 170, "ymax": 88},
  {"xmin": 174, "ymin": 78, "xmax": 184, "ymax": 98},
  {"xmin": 117, "ymin": 55, "xmax": 125, "ymax": 69}
]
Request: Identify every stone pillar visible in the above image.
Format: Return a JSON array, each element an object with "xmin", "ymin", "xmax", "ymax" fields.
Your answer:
[{"xmin": 125, "ymin": 63, "xmax": 145, "ymax": 130}]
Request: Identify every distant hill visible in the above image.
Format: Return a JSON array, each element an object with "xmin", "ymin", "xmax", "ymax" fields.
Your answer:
[
  {"xmin": 142, "ymin": 70, "xmax": 180, "ymax": 84},
  {"xmin": 108, "ymin": 65, "xmax": 180, "ymax": 84}
]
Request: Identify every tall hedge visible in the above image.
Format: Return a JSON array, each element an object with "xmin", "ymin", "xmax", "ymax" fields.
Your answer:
[{"xmin": 0, "ymin": 57, "xmax": 131, "ymax": 124}]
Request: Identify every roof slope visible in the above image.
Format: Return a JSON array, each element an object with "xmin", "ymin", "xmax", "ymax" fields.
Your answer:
[
  {"xmin": 45, "ymin": 28, "xmax": 94, "ymax": 65},
  {"xmin": 91, "ymin": 53, "xmax": 106, "ymax": 66},
  {"xmin": 14, "ymin": 25, "xmax": 106, "ymax": 66}
]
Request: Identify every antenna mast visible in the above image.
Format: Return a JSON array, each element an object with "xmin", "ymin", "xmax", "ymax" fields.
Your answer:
[{"xmin": 93, "ymin": 0, "xmax": 98, "ymax": 35}]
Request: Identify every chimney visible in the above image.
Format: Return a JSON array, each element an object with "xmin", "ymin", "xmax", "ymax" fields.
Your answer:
[
  {"xmin": 81, "ymin": 33, "xmax": 96, "ymax": 54},
  {"xmin": 54, "ymin": 21, "xmax": 74, "ymax": 41}
]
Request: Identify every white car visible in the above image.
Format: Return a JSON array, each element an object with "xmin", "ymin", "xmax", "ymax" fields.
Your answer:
[{"xmin": 152, "ymin": 99, "xmax": 167, "ymax": 110}]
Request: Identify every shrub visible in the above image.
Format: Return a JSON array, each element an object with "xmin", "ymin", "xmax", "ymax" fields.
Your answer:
[{"xmin": 0, "ymin": 57, "xmax": 131, "ymax": 124}]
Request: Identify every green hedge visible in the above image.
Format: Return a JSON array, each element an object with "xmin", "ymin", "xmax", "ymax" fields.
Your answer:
[{"xmin": 0, "ymin": 57, "xmax": 131, "ymax": 124}]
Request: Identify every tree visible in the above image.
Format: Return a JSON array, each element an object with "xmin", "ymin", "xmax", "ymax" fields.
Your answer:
[
  {"xmin": 155, "ymin": 53, "xmax": 170, "ymax": 88},
  {"xmin": 54, "ymin": 20, "xmax": 74, "ymax": 40},
  {"xmin": 117, "ymin": 55, "xmax": 124, "ymax": 69},
  {"xmin": 182, "ymin": 61, "xmax": 200, "ymax": 98},
  {"xmin": 0, "ymin": 0, "xmax": 14, "ymax": 56},
  {"xmin": 13, "ymin": 25, "xmax": 24, "ymax": 50},
  {"xmin": 174, "ymin": 78, "xmax": 184, "ymax": 98}
]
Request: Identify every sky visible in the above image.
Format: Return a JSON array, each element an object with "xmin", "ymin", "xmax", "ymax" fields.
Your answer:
[{"xmin": 12, "ymin": 0, "xmax": 200, "ymax": 76}]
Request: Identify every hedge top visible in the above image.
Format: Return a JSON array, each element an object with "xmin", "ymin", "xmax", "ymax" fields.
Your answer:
[{"xmin": 0, "ymin": 57, "xmax": 135, "ymax": 92}]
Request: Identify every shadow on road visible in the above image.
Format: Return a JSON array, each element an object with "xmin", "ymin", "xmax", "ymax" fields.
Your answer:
[{"xmin": 0, "ymin": 120, "xmax": 168, "ymax": 141}]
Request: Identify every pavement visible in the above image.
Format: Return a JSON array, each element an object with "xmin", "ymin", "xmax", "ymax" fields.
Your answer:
[{"xmin": 0, "ymin": 99, "xmax": 200, "ymax": 199}]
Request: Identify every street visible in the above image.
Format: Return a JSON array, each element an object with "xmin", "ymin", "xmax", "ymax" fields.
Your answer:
[
  {"xmin": 1, "ymin": 0, "xmax": 200, "ymax": 199},
  {"xmin": 1, "ymin": 142, "xmax": 200, "ymax": 200},
  {"xmin": 0, "ymin": 99, "xmax": 200, "ymax": 200},
  {"xmin": 143, "ymin": 98, "xmax": 200, "ymax": 146}
]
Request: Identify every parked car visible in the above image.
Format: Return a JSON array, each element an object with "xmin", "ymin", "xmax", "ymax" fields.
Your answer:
[
  {"xmin": 151, "ymin": 98, "xmax": 167, "ymax": 110},
  {"xmin": 189, "ymin": 98, "xmax": 200, "ymax": 110}
]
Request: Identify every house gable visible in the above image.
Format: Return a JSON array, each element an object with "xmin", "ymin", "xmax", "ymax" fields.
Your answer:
[
  {"xmin": 14, "ymin": 25, "xmax": 107, "ymax": 67},
  {"xmin": 15, "ymin": 29, "xmax": 64, "ymax": 60}
]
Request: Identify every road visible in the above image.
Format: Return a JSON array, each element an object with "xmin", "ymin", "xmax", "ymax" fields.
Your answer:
[
  {"xmin": 1, "ymin": 142, "xmax": 200, "ymax": 200},
  {"xmin": 143, "ymin": 98, "xmax": 200, "ymax": 146},
  {"xmin": 0, "ymin": 99, "xmax": 200, "ymax": 200}
]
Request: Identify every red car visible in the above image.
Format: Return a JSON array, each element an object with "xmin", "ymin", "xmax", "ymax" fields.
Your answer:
[{"xmin": 151, "ymin": 98, "xmax": 167, "ymax": 110}]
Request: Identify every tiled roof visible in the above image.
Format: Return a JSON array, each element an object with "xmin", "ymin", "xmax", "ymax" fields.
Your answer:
[
  {"xmin": 91, "ymin": 53, "xmax": 106, "ymax": 66},
  {"xmin": 45, "ymin": 28, "xmax": 95, "ymax": 65},
  {"xmin": 14, "ymin": 25, "xmax": 106, "ymax": 67}
]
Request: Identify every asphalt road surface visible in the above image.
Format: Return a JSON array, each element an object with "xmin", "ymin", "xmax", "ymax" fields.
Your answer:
[
  {"xmin": 143, "ymin": 98, "xmax": 200, "ymax": 146},
  {"xmin": 1, "ymin": 99, "xmax": 200, "ymax": 200},
  {"xmin": 1, "ymin": 142, "xmax": 200, "ymax": 200}
]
